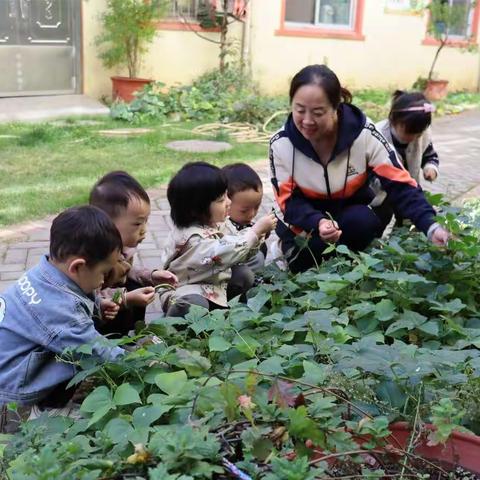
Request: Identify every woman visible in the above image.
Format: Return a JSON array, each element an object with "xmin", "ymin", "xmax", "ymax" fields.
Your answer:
[{"xmin": 269, "ymin": 64, "xmax": 448, "ymax": 273}]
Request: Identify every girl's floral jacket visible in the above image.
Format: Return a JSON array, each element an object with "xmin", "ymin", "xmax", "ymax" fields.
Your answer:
[{"xmin": 160, "ymin": 223, "xmax": 260, "ymax": 308}]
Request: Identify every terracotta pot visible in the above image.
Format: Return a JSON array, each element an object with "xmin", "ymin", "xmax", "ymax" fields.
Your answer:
[
  {"xmin": 386, "ymin": 422, "xmax": 480, "ymax": 474},
  {"xmin": 424, "ymin": 79, "xmax": 449, "ymax": 101},
  {"xmin": 111, "ymin": 76, "xmax": 153, "ymax": 103},
  {"xmin": 311, "ymin": 422, "xmax": 480, "ymax": 474}
]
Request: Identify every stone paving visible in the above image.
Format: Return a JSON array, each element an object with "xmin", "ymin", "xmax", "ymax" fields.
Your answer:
[{"xmin": 0, "ymin": 109, "xmax": 479, "ymax": 319}]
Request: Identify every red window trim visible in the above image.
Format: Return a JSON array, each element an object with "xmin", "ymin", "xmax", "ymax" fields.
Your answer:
[
  {"xmin": 275, "ymin": 0, "xmax": 365, "ymax": 41},
  {"xmin": 422, "ymin": 0, "xmax": 480, "ymax": 48},
  {"xmin": 156, "ymin": 20, "xmax": 221, "ymax": 32}
]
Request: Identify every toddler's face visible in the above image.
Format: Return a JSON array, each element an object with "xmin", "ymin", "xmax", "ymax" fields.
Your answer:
[
  {"xmin": 114, "ymin": 197, "xmax": 151, "ymax": 248},
  {"xmin": 209, "ymin": 191, "xmax": 231, "ymax": 225},
  {"xmin": 77, "ymin": 249, "xmax": 121, "ymax": 293},
  {"xmin": 229, "ymin": 188, "xmax": 263, "ymax": 225},
  {"xmin": 393, "ymin": 123, "xmax": 422, "ymax": 144}
]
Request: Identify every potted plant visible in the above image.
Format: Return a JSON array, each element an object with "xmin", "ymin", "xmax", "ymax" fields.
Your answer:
[
  {"xmin": 96, "ymin": 0, "xmax": 167, "ymax": 102},
  {"xmin": 422, "ymin": 0, "xmax": 472, "ymax": 100}
]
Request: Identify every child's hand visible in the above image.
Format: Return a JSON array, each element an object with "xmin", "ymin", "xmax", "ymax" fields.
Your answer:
[
  {"xmin": 430, "ymin": 226, "xmax": 450, "ymax": 246},
  {"xmin": 126, "ymin": 287, "xmax": 156, "ymax": 307},
  {"xmin": 100, "ymin": 298, "xmax": 121, "ymax": 322},
  {"xmin": 319, "ymin": 218, "xmax": 342, "ymax": 243},
  {"xmin": 151, "ymin": 269, "xmax": 178, "ymax": 287},
  {"xmin": 253, "ymin": 213, "xmax": 277, "ymax": 237},
  {"xmin": 423, "ymin": 167, "xmax": 438, "ymax": 182}
]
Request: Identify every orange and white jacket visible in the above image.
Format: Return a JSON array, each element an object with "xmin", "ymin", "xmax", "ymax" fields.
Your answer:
[{"xmin": 269, "ymin": 104, "xmax": 436, "ymax": 238}]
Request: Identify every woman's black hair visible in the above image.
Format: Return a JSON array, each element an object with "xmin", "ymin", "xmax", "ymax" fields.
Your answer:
[
  {"xmin": 289, "ymin": 64, "xmax": 352, "ymax": 109},
  {"xmin": 167, "ymin": 162, "xmax": 228, "ymax": 228},
  {"xmin": 50, "ymin": 206, "xmax": 122, "ymax": 266},
  {"xmin": 389, "ymin": 90, "xmax": 432, "ymax": 135}
]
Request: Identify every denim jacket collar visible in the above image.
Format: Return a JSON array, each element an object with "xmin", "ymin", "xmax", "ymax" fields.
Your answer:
[{"xmin": 37, "ymin": 255, "xmax": 95, "ymax": 311}]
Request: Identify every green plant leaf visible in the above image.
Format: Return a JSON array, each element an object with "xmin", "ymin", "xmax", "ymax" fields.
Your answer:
[
  {"xmin": 155, "ymin": 370, "xmax": 188, "ymax": 395},
  {"xmin": 375, "ymin": 299, "xmax": 396, "ymax": 322},
  {"xmin": 208, "ymin": 335, "xmax": 231, "ymax": 352},
  {"xmin": 132, "ymin": 405, "xmax": 169, "ymax": 428},
  {"xmin": 302, "ymin": 360, "xmax": 327, "ymax": 385},
  {"xmin": 80, "ymin": 385, "xmax": 114, "ymax": 413},
  {"xmin": 113, "ymin": 383, "xmax": 142, "ymax": 406},
  {"xmin": 104, "ymin": 418, "xmax": 134, "ymax": 444},
  {"xmin": 258, "ymin": 356, "xmax": 285, "ymax": 375}
]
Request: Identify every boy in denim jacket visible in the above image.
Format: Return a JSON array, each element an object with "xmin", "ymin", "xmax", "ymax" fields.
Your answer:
[{"xmin": 0, "ymin": 206, "xmax": 125, "ymax": 431}]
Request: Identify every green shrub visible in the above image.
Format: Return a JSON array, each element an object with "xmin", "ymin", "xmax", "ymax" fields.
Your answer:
[{"xmin": 111, "ymin": 67, "xmax": 288, "ymax": 125}]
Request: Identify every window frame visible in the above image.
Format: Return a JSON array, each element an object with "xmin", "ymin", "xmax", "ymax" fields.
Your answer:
[
  {"xmin": 157, "ymin": 0, "xmax": 221, "ymax": 32},
  {"xmin": 422, "ymin": 0, "xmax": 480, "ymax": 47},
  {"xmin": 276, "ymin": 0, "xmax": 365, "ymax": 41}
]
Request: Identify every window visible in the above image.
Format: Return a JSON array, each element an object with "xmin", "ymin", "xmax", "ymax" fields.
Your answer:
[
  {"xmin": 384, "ymin": 0, "xmax": 415, "ymax": 13},
  {"xmin": 168, "ymin": 0, "xmax": 210, "ymax": 22},
  {"xmin": 446, "ymin": 0, "xmax": 475, "ymax": 38},
  {"xmin": 277, "ymin": 0, "xmax": 365, "ymax": 40},
  {"xmin": 423, "ymin": 0, "xmax": 479, "ymax": 45},
  {"xmin": 158, "ymin": 0, "xmax": 221, "ymax": 31},
  {"xmin": 285, "ymin": 0, "xmax": 355, "ymax": 29}
]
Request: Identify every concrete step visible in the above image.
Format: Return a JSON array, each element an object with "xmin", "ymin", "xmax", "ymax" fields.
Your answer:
[{"xmin": 0, "ymin": 94, "xmax": 109, "ymax": 123}]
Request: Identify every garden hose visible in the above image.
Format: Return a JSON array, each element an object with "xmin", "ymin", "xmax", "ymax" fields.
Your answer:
[{"xmin": 191, "ymin": 110, "xmax": 289, "ymax": 144}]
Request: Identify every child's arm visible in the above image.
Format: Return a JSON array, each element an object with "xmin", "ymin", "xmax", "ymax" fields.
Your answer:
[
  {"xmin": 421, "ymin": 142, "xmax": 439, "ymax": 182},
  {"xmin": 48, "ymin": 307, "xmax": 125, "ymax": 361},
  {"xmin": 127, "ymin": 265, "xmax": 178, "ymax": 289},
  {"xmin": 174, "ymin": 215, "xmax": 276, "ymax": 278}
]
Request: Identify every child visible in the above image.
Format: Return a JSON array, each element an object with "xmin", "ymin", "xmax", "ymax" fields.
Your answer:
[
  {"xmin": 0, "ymin": 206, "xmax": 125, "ymax": 430},
  {"xmin": 372, "ymin": 91, "xmax": 440, "ymax": 225},
  {"xmin": 376, "ymin": 90, "xmax": 440, "ymax": 183},
  {"xmin": 221, "ymin": 163, "xmax": 268, "ymax": 288},
  {"xmin": 89, "ymin": 171, "xmax": 177, "ymax": 337},
  {"xmin": 161, "ymin": 162, "xmax": 276, "ymax": 317}
]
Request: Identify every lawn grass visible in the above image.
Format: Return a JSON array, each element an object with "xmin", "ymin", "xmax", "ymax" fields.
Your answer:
[{"xmin": 0, "ymin": 118, "xmax": 265, "ymax": 227}]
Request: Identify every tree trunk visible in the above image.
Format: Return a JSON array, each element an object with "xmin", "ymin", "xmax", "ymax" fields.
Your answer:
[
  {"xmin": 428, "ymin": 38, "xmax": 447, "ymax": 81},
  {"xmin": 219, "ymin": 0, "xmax": 229, "ymax": 73}
]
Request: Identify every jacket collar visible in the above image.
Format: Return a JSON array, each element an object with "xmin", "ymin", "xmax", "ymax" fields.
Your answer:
[
  {"xmin": 38, "ymin": 255, "xmax": 94, "ymax": 303},
  {"xmin": 285, "ymin": 103, "xmax": 366, "ymax": 164}
]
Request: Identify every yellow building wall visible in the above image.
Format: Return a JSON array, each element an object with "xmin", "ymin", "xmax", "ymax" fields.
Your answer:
[
  {"xmin": 81, "ymin": 0, "xmax": 479, "ymax": 100},
  {"xmin": 81, "ymin": 0, "xmax": 240, "ymax": 100},
  {"xmin": 249, "ymin": 0, "xmax": 480, "ymax": 95}
]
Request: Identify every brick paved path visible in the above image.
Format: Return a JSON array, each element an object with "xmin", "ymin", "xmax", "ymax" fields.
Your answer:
[{"xmin": 1, "ymin": 109, "xmax": 479, "ymax": 319}]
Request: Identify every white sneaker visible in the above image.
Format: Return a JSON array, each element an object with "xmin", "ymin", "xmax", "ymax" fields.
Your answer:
[{"xmin": 28, "ymin": 403, "xmax": 82, "ymax": 421}]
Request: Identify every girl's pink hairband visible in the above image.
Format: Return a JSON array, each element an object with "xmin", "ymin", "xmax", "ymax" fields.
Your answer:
[{"xmin": 394, "ymin": 103, "xmax": 436, "ymax": 113}]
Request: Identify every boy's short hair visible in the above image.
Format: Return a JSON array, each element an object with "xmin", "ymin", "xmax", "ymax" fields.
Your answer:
[
  {"xmin": 389, "ymin": 90, "xmax": 432, "ymax": 135},
  {"xmin": 222, "ymin": 163, "xmax": 263, "ymax": 197},
  {"xmin": 50, "ymin": 206, "xmax": 122, "ymax": 266},
  {"xmin": 167, "ymin": 162, "xmax": 227, "ymax": 228},
  {"xmin": 89, "ymin": 171, "xmax": 150, "ymax": 219}
]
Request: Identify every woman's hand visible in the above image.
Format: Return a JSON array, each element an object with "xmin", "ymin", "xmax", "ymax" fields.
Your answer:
[
  {"xmin": 423, "ymin": 167, "xmax": 438, "ymax": 182},
  {"xmin": 319, "ymin": 218, "xmax": 342, "ymax": 243},
  {"xmin": 126, "ymin": 287, "xmax": 156, "ymax": 307},
  {"xmin": 430, "ymin": 225, "xmax": 450, "ymax": 246},
  {"xmin": 253, "ymin": 213, "xmax": 277, "ymax": 237}
]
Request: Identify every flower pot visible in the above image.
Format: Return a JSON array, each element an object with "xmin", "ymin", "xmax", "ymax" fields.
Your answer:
[
  {"xmin": 386, "ymin": 422, "xmax": 480, "ymax": 474},
  {"xmin": 424, "ymin": 79, "xmax": 449, "ymax": 101},
  {"xmin": 111, "ymin": 76, "xmax": 153, "ymax": 103},
  {"xmin": 310, "ymin": 422, "xmax": 480, "ymax": 474}
]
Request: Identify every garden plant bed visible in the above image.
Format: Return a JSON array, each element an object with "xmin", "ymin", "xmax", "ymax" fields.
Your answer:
[{"xmin": 2, "ymin": 198, "xmax": 480, "ymax": 479}]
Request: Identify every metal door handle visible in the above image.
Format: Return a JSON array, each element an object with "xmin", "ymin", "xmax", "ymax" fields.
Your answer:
[
  {"xmin": 19, "ymin": 0, "xmax": 27, "ymax": 19},
  {"xmin": 8, "ymin": 0, "xmax": 17, "ymax": 18}
]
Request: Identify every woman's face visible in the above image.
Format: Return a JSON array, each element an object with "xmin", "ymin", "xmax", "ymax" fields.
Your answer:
[{"xmin": 291, "ymin": 84, "xmax": 338, "ymax": 142}]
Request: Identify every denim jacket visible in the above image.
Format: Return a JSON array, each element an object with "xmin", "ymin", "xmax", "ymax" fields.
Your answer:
[{"xmin": 0, "ymin": 256, "xmax": 125, "ymax": 405}]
